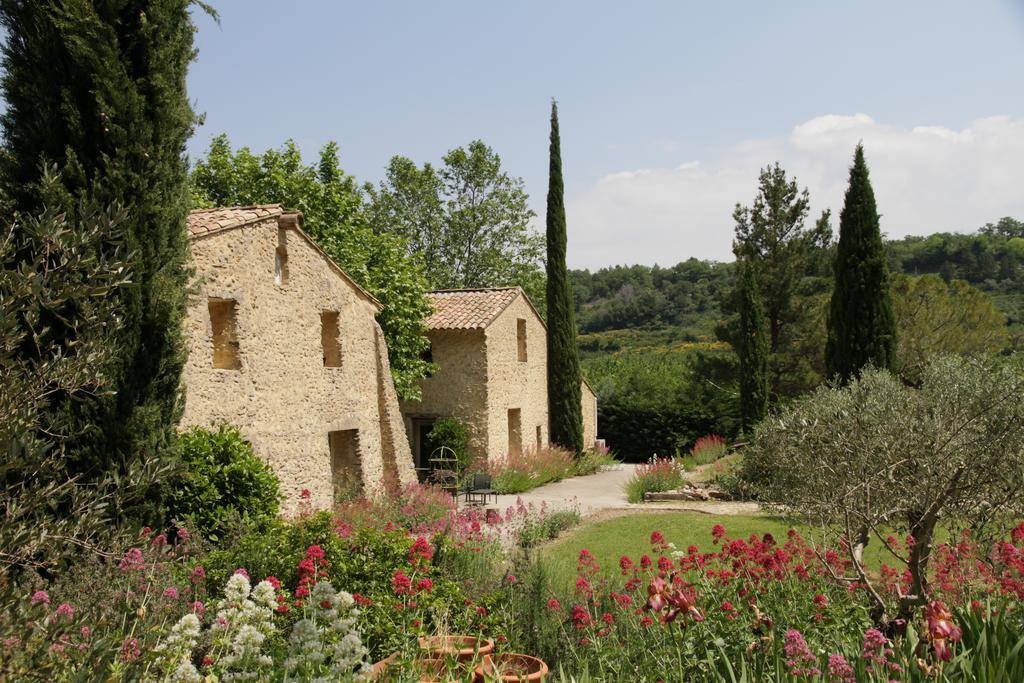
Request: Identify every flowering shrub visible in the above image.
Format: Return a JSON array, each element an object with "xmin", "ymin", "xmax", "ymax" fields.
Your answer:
[
  {"xmin": 148, "ymin": 571, "xmax": 369, "ymax": 681},
  {"xmin": 624, "ymin": 457, "xmax": 686, "ymax": 502},
  {"xmin": 489, "ymin": 445, "xmax": 576, "ymax": 494},
  {"xmin": 685, "ymin": 434, "xmax": 728, "ymax": 466},
  {"xmin": 0, "ymin": 528, "xmax": 206, "ymax": 680}
]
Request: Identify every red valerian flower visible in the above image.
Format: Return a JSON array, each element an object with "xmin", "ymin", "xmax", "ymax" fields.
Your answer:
[
  {"xmin": 30, "ymin": 590, "xmax": 50, "ymax": 606},
  {"xmin": 416, "ymin": 578, "xmax": 434, "ymax": 593},
  {"xmin": 571, "ymin": 604, "xmax": 591, "ymax": 629},
  {"xmin": 547, "ymin": 598, "xmax": 561, "ymax": 611},
  {"xmin": 409, "ymin": 536, "xmax": 434, "ymax": 567},
  {"xmin": 712, "ymin": 524, "xmax": 727, "ymax": 543},
  {"xmin": 392, "ymin": 571, "xmax": 413, "ymax": 595},
  {"xmin": 650, "ymin": 531, "xmax": 666, "ymax": 547}
]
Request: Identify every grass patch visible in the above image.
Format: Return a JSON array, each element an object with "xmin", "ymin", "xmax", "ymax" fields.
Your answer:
[{"xmin": 541, "ymin": 511, "xmax": 899, "ymax": 591}]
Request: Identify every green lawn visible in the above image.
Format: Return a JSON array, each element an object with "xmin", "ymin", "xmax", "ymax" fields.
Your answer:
[{"xmin": 541, "ymin": 511, "xmax": 897, "ymax": 591}]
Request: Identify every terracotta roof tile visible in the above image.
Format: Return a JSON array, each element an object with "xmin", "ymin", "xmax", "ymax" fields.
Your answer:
[
  {"xmin": 424, "ymin": 288, "xmax": 522, "ymax": 330},
  {"xmin": 186, "ymin": 204, "xmax": 284, "ymax": 237}
]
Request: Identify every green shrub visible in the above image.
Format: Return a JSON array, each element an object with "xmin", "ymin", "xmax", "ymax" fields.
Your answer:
[
  {"xmin": 167, "ymin": 425, "xmax": 281, "ymax": 541},
  {"xmin": 427, "ymin": 417, "xmax": 471, "ymax": 473}
]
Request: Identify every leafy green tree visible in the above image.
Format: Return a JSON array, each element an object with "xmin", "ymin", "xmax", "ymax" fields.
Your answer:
[
  {"xmin": 891, "ymin": 274, "xmax": 1007, "ymax": 381},
  {"xmin": 191, "ymin": 135, "xmax": 433, "ymax": 399},
  {"xmin": 826, "ymin": 145, "xmax": 896, "ymax": 381},
  {"xmin": 368, "ymin": 140, "xmax": 546, "ymax": 312},
  {"xmin": 0, "ymin": 0, "xmax": 199, "ymax": 491},
  {"xmin": 545, "ymin": 101, "xmax": 583, "ymax": 454},
  {"xmin": 735, "ymin": 260, "xmax": 769, "ymax": 432},
  {"xmin": 728, "ymin": 163, "xmax": 831, "ymax": 398}
]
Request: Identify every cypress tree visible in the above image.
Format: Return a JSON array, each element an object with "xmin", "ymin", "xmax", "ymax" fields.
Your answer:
[
  {"xmin": 0, "ymin": 2, "xmax": 198, "ymax": 484},
  {"xmin": 736, "ymin": 259, "xmax": 769, "ymax": 432},
  {"xmin": 825, "ymin": 144, "xmax": 896, "ymax": 382},
  {"xmin": 545, "ymin": 100, "xmax": 583, "ymax": 454}
]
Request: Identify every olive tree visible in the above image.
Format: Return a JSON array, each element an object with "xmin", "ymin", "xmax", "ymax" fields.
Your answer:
[
  {"xmin": 1, "ymin": 175, "xmax": 168, "ymax": 576},
  {"xmin": 745, "ymin": 356, "xmax": 1024, "ymax": 624}
]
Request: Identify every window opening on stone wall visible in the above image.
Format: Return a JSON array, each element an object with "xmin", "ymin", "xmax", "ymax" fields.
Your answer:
[
  {"xmin": 209, "ymin": 298, "xmax": 241, "ymax": 370},
  {"xmin": 517, "ymin": 318, "xmax": 528, "ymax": 362},
  {"xmin": 321, "ymin": 311, "xmax": 342, "ymax": 367},
  {"xmin": 508, "ymin": 408, "xmax": 522, "ymax": 457},
  {"xmin": 275, "ymin": 228, "xmax": 289, "ymax": 286},
  {"xmin": 536, "ymin": 425, "xmax": 542, "ymax": 451},
  {"xmin": 329, "ymin": 429, "xmax": 362, "ymax": 502}
]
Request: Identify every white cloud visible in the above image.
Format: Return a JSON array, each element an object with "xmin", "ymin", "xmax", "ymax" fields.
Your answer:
[{"xmin": 566, "ymin": 114, "xmax": 1024, "ymax": 268}]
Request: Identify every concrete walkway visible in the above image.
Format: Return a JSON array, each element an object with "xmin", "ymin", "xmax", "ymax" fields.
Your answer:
[{"xmin": 487, "ymin": 464, "xmax": 761, "ymax": 519}]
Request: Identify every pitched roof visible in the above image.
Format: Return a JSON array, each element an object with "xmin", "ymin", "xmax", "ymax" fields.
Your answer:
[
  {"xmin": 424, "ymin": 288, "xmax": 526, "ymax": 330},
  {"xmin": 186, "ymin": 205, "xmax": 382, "ymax": 310},
  {"xmin": 186, "ymin": 204, "xmax": 284, "ymax": 237}
]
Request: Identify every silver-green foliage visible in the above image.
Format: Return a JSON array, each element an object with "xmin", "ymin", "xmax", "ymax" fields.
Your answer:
[
  {"xmin": 746, "ymin": 356, "xmax": 1024, "ymax": 622},
  {"xmin": 0, "ymin": 177, "xmax": 168, "ymax": 576}
]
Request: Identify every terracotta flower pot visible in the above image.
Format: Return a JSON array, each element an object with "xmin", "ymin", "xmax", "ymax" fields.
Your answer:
[
  {"xmin": 474, "ymin": 653, "xmax": 549, "ymax": 682},
  {"xmin": 368, "ymin": 651, "xmax": 400, "ymax": 681},
  {"xmin": 418, "ymin": 635, "xmax": 495, "ymax": 663}
]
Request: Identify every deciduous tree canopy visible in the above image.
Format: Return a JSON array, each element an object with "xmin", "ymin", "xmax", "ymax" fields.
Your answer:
[{"xmin": 368, "ymin": 140, "xmax": 545, "ymax": 312}]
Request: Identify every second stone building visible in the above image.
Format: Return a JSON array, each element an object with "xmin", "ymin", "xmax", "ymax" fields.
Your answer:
[{"xmin": 400, "ymin": 287, "xmax": 598, "ymax": 469}]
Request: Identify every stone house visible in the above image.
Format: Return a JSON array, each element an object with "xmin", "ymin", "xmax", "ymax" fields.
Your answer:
[
  {"xmin": 181, "ymin": 205, "xmax": 416, "ymax": 510},
  {"xmin": 400, "ymin": 287, "xmax": 598, "ymax": 468}
]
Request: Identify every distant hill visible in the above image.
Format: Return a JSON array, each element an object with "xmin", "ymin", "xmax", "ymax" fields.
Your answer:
[{"xmin": 571, "ymin": 216, "xmax": 1024, "ymax": 351}]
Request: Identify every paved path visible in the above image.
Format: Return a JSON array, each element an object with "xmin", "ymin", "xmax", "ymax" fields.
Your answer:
[{"xmin": 486, "ymin": 464, "xmax": 761, "ymax": 519}]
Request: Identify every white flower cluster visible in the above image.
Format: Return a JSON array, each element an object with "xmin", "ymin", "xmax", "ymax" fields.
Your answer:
[
  {"xmin": 153, "ymin": 573, "xmax": 279, "ymax": 682},
  {"xmin": 283, "ymin": 580, "xmax": 370, "ymax": 682},
  {"xmin": 152, "ymin": 574, "xmax": 370, "ymax": 682},
  {"xmin": 209, "ymin": 573, "xmax": 278, "ymax": 681},
  {"xmin": 153, "ymin": 613, "xmax": 203, "ymax": 683}
]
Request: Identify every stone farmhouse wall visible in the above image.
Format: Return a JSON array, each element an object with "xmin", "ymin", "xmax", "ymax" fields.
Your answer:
[
  {"xmin": 181, "ymin": 210, "xmax": 415, "ymax": 511},
  {"xmin": 484, "ymin": 295, "xmax": 549, "ymax": 462},
  {"xmin": 401, "ymin": 328, "xmax": 490, "ymax": 465}
]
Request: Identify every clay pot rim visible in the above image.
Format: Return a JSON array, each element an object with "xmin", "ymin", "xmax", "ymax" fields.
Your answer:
[
  {"xmin": 475, "ymin": 652, "xmax": 549, "ymax": 680},
  {"xmin": 418, "ymin": 635, "xmax": 496, "ymax": 656}
]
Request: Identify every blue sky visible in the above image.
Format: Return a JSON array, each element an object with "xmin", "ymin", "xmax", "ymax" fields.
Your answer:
[{"xmin": 188, "ymin": 1, "xmax": 1024, "ymax": 267}]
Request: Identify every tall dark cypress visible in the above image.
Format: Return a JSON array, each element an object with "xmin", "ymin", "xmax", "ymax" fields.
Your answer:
[
  {"xmin": 545, "ymin": 100, "xmax": 583, "ymax": 454},
  {"xmin": 0, "ymin": 2, "xmax": 197, "ymax": 483},
  {"xmin": 736, "ymin": 259, "xmax": 769, "ymax": 432},
  {"xmin": 825, "ymin": 144, "xmax": 896, "ymax": 382}
]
